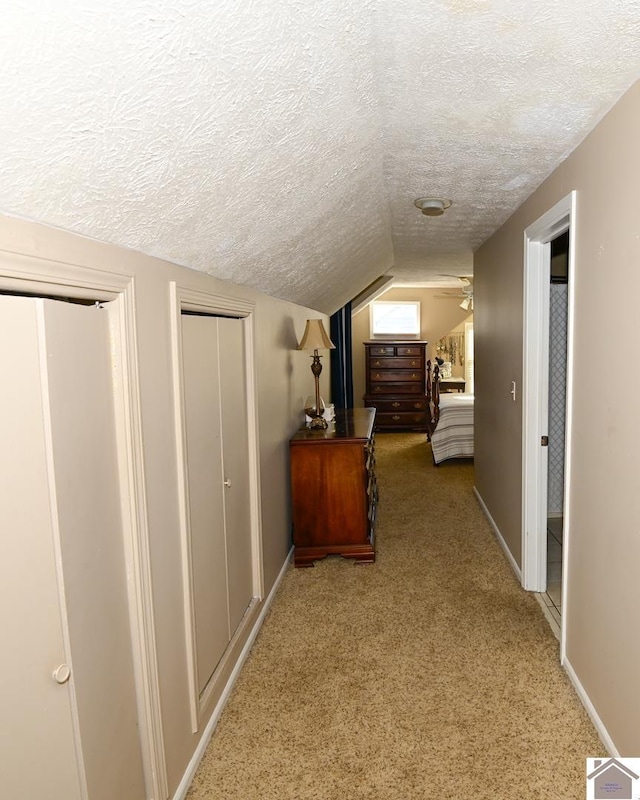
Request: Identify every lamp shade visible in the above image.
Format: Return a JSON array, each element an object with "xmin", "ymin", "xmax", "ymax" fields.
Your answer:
[{"xmin": 297, "ymin": 319, "xmax": 336, "ymax": 351}]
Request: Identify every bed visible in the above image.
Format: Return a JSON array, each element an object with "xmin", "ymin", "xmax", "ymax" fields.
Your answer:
[{"xmin": 427, "ymin": 361, "xmax": 474, "ymax": 464}]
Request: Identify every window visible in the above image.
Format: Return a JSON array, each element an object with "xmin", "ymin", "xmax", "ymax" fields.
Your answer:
[{"xmin": 370, "ymin": 301, "xmax": 420, "ymax": 338}]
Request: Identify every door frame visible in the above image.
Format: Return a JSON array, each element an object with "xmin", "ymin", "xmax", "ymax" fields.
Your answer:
[
  {"xmin": 0, "ymin": 251, "xmax": 167, "ymax": 800},
  {"xmin": 169, "ymin": 283, "xmax": 264, "ymax": 733},
  {"xmin": 522, "ymin": 191, "xmax": 576, "ymax": 652}
]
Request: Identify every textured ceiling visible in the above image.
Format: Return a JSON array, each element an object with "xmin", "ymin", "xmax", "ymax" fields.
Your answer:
[{"xmin": 0, "ymin": 1, "xmax": 639, "ymax": 313}]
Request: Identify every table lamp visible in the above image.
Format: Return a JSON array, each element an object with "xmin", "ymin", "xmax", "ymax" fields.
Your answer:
[{"xmin": 298, "ymin": 319, "xmax": 336, "ymax": 429}]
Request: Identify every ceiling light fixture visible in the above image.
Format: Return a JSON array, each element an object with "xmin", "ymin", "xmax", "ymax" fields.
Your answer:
[{"xmin": 414, "ymin": 197, "xmax": 452, "ymax": 216}]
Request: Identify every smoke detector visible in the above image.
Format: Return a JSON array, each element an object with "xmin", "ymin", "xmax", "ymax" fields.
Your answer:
[{"xmin": 414, "ymin": 197, "xmax": 452, "ymax": 216}]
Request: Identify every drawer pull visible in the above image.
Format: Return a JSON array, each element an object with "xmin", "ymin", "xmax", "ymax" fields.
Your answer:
[
  {"xmin": 392, "ymin": 415, "xmax": 400, "ymax": 421},
  {"xmin": 374, "ymin": 387, "xmax": 381, "ymax": 392},
  {"xmin": 411, "ymin": 361, "xmax": 418, "ymax": 366},
  {"xmin": 373, "ymin": 360, "xmax": 381, "ymax": 366},
  {"xmin": 413, "ymin": 402, "xmax": 424, "ymax": 409},
  {"xmin": 411, "ymin": 373, "xmax": 418, "ymax": 379},
  {"xmin": 392, "ymin": 402, "xmax": 400, "ymax": 408},
  {"xmin": 374, "ymin": 373, "xmax": 381, "ymax": 379}
]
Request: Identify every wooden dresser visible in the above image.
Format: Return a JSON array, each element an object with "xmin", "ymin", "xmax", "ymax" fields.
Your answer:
[
  {"xmin": 289, "ymin": 407, "xmax": 377, "ymax": 567},
  {"xmin": 364, "ymin": 340, "xmax": 429, "ymax": 431}
]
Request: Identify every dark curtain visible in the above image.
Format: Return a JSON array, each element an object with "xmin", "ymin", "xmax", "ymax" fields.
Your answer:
[{"xmin": 329, "ymin": 302, "xmax": 354, "ymax": 409}]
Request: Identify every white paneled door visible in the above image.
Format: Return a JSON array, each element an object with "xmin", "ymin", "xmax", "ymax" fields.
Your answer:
[
  {"xmin": 181, "ymin": 314, "xmax": 254, "ymax": 698},
  {"xmin": 217, "ymin": 317, "xmax": 253, "ymax": 634},
  {"xmin": 0, "ymin": 296, "xmax": 146, "ymax": 800}
]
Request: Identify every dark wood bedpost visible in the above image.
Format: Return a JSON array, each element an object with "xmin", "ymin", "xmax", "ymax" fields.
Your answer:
[
  {"xmin": 426, "ymin": 359, "xmax": 432, "ymax": 403},
  {"xmin": 432, "ymin": 364, "xmax": 441, "ymax": 426}
]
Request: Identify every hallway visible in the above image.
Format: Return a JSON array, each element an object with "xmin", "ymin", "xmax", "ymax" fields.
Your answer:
[{"xmin": 186, "ymin": 433, "xmax": 602, "ymax": 799}]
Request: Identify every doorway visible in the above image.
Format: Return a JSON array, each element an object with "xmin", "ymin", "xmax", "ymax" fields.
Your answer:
[
  {"xmin": 169, "ymin": 283, "xmax": 264, "ymax": 734},
  {"xmin": 522, "ymin": 192, "xmax": 576, "ymax": 657},
  {"xmin": 544, "ymin": 231, "xmax": 570, "ymax": 625}
]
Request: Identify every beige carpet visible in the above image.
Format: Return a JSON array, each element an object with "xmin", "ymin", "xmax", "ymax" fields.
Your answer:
[{"xmin": 187, "ymin": 434, "xmax": 603, "ymax": 799}]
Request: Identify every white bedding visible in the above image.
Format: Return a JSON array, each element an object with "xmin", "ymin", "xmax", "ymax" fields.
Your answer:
[{"xmin": 430, "ymin": 393, "xmax": 474, "ymax": 464}]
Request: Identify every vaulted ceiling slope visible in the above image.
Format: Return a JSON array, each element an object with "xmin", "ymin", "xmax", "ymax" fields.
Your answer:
[{"xmin": 1, "ymin": 1, "xmax": 639, "ymax": 314}]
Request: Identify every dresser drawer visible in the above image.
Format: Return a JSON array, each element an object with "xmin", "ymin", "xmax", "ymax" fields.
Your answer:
[
  {"xmin": 369, "ymin": 382, "xmax": 423, "ymax": 395},
  {"xmin": 368, "ymin": 345, "xmax": 396, "ymax": 356},
  {"xmin": 369, "ymin": 369, "xmax": 423, "ymax": 382},
  {"xmin": 375, "ymin": 411, "xmax": 430, "ymax": 429},
  {"xmin": 366, "ymin": 398, "xmax": 428, "ymax": 413},
  {"xmin": 369, "ymin": 356, "xmax": 423, "ymax": 369},
  {"xmin": 396, "ymin": 345, "xmax": 424, "ymax": 356}
]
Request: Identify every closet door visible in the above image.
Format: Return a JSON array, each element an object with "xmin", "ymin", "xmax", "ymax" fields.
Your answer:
[
  {"xmin": 43, "ymin": 298, "xmax": 146, "ymax": 800},
  {"xmin": 181, "ymin": 314, "xmax": 229, "ymax": 694},
  {"xmin": 0, "ymin": 296, "xmax": 146, "ymax": 800},
  {"xmin": 0, "ymin": 297, "xmax": 83, "ymax": 799},
  {"xmin": 218, "ymin": 317, "xmax": 253, "ymax": 632},
  {"xmin": 180, "ymin": 314, "xmax": 254, "ymax": 696}
]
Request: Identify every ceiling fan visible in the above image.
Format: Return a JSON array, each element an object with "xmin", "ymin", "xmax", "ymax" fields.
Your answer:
[{"xmin": 433, "ymin": 277, "xmax": 474, "ymax": 310}]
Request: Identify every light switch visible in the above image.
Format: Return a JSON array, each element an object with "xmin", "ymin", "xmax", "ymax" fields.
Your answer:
[{"xmin": 510, "ymin": 381, "xmax": 516, "ymax": 402}]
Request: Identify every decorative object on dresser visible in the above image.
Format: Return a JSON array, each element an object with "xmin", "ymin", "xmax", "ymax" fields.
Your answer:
[
  {"xmin": 364, "ymin": 340, "xmax": 429, "ymax": 431},
  {"xmin": 297, "ymin": 318, "xmax": 336, "ymax": 429},
  {"xmin": 289, "ymin": 407, "xmax": 377, "ymax": 567}
]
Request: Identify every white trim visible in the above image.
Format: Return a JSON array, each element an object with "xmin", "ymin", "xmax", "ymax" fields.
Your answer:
[
  {"xmin": 0, "ymin": 252, "xmax": 166, "ymax": 799},
  {"xmin": 171, "ymin": 549, "xmax": 294, "ymax": 800},
  {"xmin": 562, "ymin": 657, "xmax": 618, "ymax": 757},
  {"xmin": 169, "ymin": 282, "xmax": 263, "ymax": 733},
  {"xmin": 242, "ymin": 311, "xmax": 265, "ymax": 599},
  {"xmin": 522, "ymin": 191, "xmax": 576, "ymax": 610},
  {"xmin": 177, "ymin": 286, "xmax": 255, "ymax": 317},
  {"xmin": 168, "ymin": 287, "xmax": 199, "ymax": 733},
  {"xmin": 560, "ymin": 218, "xmax": 577, "ymax": 665},
  {"xmin": 473, "ymin": 487, "xmax": 522, "ymax": 582},
  {"xmin": 109, "ymin": 287, "xmax": 168, "ymax": 799},
  {"xmin": 522, "ymin": 232, "xmax": 550, "ymax": 592},
  {"xmin": 0, "ymin": 250, "xmax": 124, "ymax": 301},
  {"xmin": 351, "ymin": 276, "xmax": 395, "ymax": 316}
]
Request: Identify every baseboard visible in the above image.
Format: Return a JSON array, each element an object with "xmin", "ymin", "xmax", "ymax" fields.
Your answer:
[
  {"xmin": 171, "ymin": 546, "xmax": 294, "ymax": 800},
  {"xmin": 562, "ymin": 656, "xmax": 618, "ymax": 757},
  {"xmin": 473, "ymin": 486, "xmax": 522, "ymax": 582}
]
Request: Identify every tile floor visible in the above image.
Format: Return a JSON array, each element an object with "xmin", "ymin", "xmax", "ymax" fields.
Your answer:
[{"xmin": 541, "ymin": 516, "xmax": 563, "ymax": 628}]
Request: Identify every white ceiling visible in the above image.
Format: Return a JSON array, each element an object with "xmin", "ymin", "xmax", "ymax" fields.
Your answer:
[{"xmin": 1, "ymin": 1, "xmax": 639, "ymax": 313}]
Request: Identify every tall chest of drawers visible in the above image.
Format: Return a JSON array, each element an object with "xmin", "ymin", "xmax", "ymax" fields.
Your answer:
[{"xmin": 364, "ymin": 340, "xmax": 429, "ymax": 432}]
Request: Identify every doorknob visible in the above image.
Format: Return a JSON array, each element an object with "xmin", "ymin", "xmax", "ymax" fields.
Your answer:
[
  {"xmin": 52, "ymin": 664, "xmax": 71, "ymax": 684},
  {"xmin": 223, "ymin": 478, "xmax": 231, "ymax": 488}
]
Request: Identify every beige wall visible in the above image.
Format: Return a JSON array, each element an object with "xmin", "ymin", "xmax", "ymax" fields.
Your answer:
[
  {"xmin": 351, "ymin": 287, "xmax": 472, "ymax": 406},
  {"xmin": 0, "ymin": 213, "xmax": 327, "ymax": 794},
  {"xmin": 474, "ymin": 80, "xmax": 640, "ymax": 754}
]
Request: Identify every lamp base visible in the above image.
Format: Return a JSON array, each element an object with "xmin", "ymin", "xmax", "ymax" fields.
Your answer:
[{"xmin": 309, "ymin": 415, "xmax": 329, "ymax": 430}]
